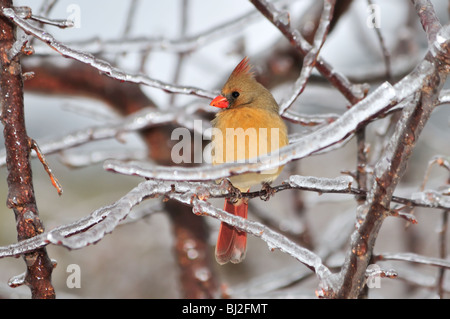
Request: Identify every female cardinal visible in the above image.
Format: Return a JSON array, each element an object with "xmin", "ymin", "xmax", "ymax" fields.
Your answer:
[{"xmin": 210, "ymin": 57, "xmax": 288, "ymax": 264}]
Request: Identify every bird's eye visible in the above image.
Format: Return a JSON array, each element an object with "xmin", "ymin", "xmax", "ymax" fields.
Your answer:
[{"xmin": 231, "ymin": 91, "xmax": 240, "ymax": 98}]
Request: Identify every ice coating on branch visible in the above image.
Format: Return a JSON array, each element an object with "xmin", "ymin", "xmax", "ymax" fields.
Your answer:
[
  {"xmin": 8, "ymin": 272, "xmax": 25, "ymax": 288},
  {"xmin": 275, "ymin": 10, "xmax": 290, "ymax": 27},
  {"xmin": 289, "ymin": 175, "xmax": 353, "ymax": 192},
  {"xmin": 188, "ymin": 197, "xmax": 336, "ymax": 291},
  {"xmin": 43, "ymin": 180, "xmax": 232, "ymax": 250},
  {"xmin": 393, "ymin": 60, "xmax": 433, "ymax": 101},
  {"xmin": 2, "ymin": 8, "xmax": 215, "ymax": 100},
  {"xmin": 46, "ymin": 180, "xmax": 162, "ymax": 249},
  {"xmin": 0, "ymin": 180, "xmax": 231, "ymax": 257},
  {"xmin": 432, "ymin": 25, "xmax": 450, "ymax": 58},
  {"xmin": 105, "ymin": 82, "xmax": 397, "ymax": 182},
  {"xmin": 411, "ymin": 190, "xmax": 450, "ymax": 208},
  {"xmin": 382, "ymin": 252, "xmax": 450, "ymax": 269}
]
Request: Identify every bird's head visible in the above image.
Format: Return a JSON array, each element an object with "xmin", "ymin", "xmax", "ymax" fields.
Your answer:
[{"xmin": 210, "ymin": 57, "xmax": 278, "ymax": 112}]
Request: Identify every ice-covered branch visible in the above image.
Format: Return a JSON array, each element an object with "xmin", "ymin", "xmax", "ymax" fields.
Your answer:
[
  {"xmin": 438, "ymin": 89, "xmax": 450, "ymax": 105},
  {"xmin": 0, "ymin": 177, "xmax": 336, "ymax": 294},
  {"xmin": 169, "ymin": 192, "xmax": 336, "ymax": 293},
  {"xmin": 411, "ymin": 0, "xmax": 442, "ymax": 45},
  {"xmin": 410, "ymin": 189, "xmax": 450, "ymax": 208},
  {"xmin": 32, "ymin": 10, "xmax": 261, "ymax": 56},
  {"xmin": 279, "ymin": 0, "xmax": 336, "ymax": 114},
  {"xmin": 375, "ymin": 252, "xmax": 450, "ymax": 270},
  {"xmin": 1, "ymin": 7, "xmax": 216, "ymax": 99},
  {"xmin": 0, "ymin": 2, "xmax": 55, "ymax": 298},
  {"xmin": 250, "ymin": 0, "xmax": 367, "ymax": 105},
  {"xmin": 336, "ymin": 23, "xmax": 450, "ymax": 298},
  {"xmin": 11, "ymin": 6, "xmax": 73, "ymax": 29},
  {"xmin": 0, "ymin": 106, "xmax": 206, "ymax": 167},
  {"xmin": 104, "ymin": 23, "xmax": 439, "ymax": 185},
  {"xmin": 0, "ymin": 180, "xmax": 227, "ymax": 257},
  {"xmin": 105, "ymin": 81, "xmax": 398, "ymax": 181}
]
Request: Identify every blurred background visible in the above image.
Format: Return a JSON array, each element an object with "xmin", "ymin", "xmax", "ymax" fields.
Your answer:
[{"xmin": 0, "ymin": 0, "xmax": 448, "ymax": 298}]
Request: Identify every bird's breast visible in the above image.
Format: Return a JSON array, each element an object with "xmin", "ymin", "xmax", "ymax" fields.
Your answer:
[{"xmin": 211, "ymin": 107, "xmax": 288, "ymax": 189}]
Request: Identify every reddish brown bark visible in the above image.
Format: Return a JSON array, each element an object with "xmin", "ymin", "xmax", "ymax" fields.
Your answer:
[{"xmin": 0, "ymin": 0, "xmax": 55, "ymax": 299}]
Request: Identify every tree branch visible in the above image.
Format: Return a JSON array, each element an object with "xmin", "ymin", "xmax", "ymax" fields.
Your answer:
[
  {"xmin": 249, "ymin": 0, "xmax": 368, "ymax": 105},
  {"xmin": 0, "ymin": 0, "xmax": 54, "ymax": 299},
  {"xmin": 335, "ymin": 18, "xmax": 450, "ymax": 297},
  {"xmin": 2, "ymin": 7, "xmax": 216, "ymax": 100}
]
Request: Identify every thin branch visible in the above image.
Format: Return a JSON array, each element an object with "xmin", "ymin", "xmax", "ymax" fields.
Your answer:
[
  {"xmin": 0, "ymin": 106, "xmax": 205, "ymax": 167},
  {"xmin": 411, "ymin": 0, "xmax": 442, "ymax": 45},
  {"xmin": 32, "ymin": 9, "xmax": 262, "ymax": 56},
  {"xmin": 420, "ymin": 155, "xmax": 450, "ymax": 190},
  {"xmin": 2, "ymin": 7, "xmax": 216, "ymax": 99},
  {"xmin": 367, "ymin": 0, "xmax": 392, "ymax": 82},
  {"xmin": 279, "ymin": 0, "xmax": 336, "ymax": 114},
  {"xmin": 29, "ymin": 14, "xmax": 74, "ymax": 28},
  {"xmin": 250, "ymin": 0, "xmax": 368, "ymax": 105},
  {"xmin": 355, "ymin": 127, "xmax": 368, "ymax": 203},
  {"xmin": 375, "ymin": 252, "xmax": 450, "ymax": 270},
  {"xmin": 104, "ymin": 81, "xmax": 399, "ymax": 182},
  {"xmin": 29, "ymin": 138, "xmax": 62, "ymax": 195}
]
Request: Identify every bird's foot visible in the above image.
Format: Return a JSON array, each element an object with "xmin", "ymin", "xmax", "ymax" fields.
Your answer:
[
  {"xmin": 227, "ymin": 182, "xmax": 243, "ymax": 204},
  {"xmin": 260, "ymin": 182, "xmax": 276, "ymax": 201}
]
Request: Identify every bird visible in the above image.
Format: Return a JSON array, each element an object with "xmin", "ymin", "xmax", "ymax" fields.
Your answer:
[{"xmin": 210, "ymin": 57, "xmax": 288, "ymax": 264}]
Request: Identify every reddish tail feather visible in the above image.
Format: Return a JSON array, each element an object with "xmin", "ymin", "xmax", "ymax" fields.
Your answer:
[{"xmin": 215, "ymin": 198, "xmax": 248, "ymax": 265}]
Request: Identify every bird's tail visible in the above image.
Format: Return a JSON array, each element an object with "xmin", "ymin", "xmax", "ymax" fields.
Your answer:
[{"xmin": 215, "ymin": 198, "xmax": 248, "ymax": 265}]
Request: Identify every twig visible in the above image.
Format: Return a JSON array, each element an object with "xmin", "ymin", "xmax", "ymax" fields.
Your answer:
[
  {"xmin": 367, "ymin": 0, "xmax": 392, "ymax": 82},
  {"xmin": 375, "ymin": 252, "xmax": 450, "ymax": 270},
  {"xmin": 32, "ymin": 8, "xmax": 262, "ymax": 57},
  {"xmin": 29, "ymin": 138, "xmax": 63, "ymax": 195},
  {"xmin": 420, "ymin": 155, "xmax": 450, "ymax": 190},
  {"xmin": 355, "ymin": 127, "xmax": 368, "ymax": 203},
  {"xmin": 106, "ymin": 168, "xmax": 450, "ymax": 210},
  {"xmin": 29, "ymin": 14, "xmax": 74, "ymax": 28},
  {"xmin": 279, "ymin": 0, "xmax": 336, "ymax": 114},
  {"xmin": 112, "ymin": 0, "xmax": 139, "ymax": 65},
  {"xmin": 169, "ymin": 0, "xmax": 189, "ymax": 106}
]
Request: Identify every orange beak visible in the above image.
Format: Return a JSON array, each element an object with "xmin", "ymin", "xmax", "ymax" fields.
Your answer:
[{"xmin": 210, "ymin": 95, "xmax": 229, "ymax": 109}]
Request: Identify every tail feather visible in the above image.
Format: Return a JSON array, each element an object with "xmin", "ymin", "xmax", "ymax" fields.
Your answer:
[{"xmin": 215, "ymin": 198, "xmax": 248, "ymax": 265}]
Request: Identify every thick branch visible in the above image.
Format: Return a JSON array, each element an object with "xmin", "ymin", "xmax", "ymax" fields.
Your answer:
[
  {"xmin": 335, "ymin": 20, "xmax": 450, "ymax": 297},
  {"xmin": 0, "ymin": 1, "xmax": 54, "ymax": 299}
]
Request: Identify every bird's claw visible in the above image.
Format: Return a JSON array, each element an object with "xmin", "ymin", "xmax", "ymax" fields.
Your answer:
[
  {"xmin": 260, "ymin": 182, "xmax": 275, "ymax": 201},
  {"xmin": 227, "ymin": 182, "xmax": 243, "ymax": 204}
]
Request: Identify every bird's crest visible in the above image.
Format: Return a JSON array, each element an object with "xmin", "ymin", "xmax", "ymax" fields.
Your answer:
[{"xmin": 229, "ymin": 56, "xmax": 254, "ymax": 79}]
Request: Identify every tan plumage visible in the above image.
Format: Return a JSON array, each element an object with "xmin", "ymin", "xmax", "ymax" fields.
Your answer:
[{"xmin": 210, "ymin": 57, "xmax": 288, "ymax": 264}]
